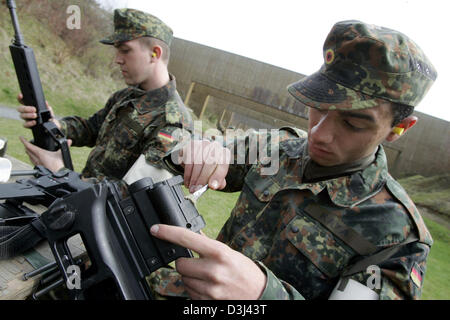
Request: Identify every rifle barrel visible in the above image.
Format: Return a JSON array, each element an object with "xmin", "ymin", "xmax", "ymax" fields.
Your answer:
[
  {"xmin": 6, "ymin": 0, "xmax": 24, "ymax": 46},
  {"xmin": 10, "ymin": 170, "xmax": 38, "ymax": 177}
]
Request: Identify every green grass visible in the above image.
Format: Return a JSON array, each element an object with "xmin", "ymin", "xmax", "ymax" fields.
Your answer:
[
  {"xmin": 0, "ymin": 118, "xmax": 32, "ymax": 163},
  {"xmin": 0, "ymin": 117, "xmax": 91, "ymax": 173},
  {"xmin": 195, "ymin": 189, "xmax": 240, "ymax": 239},
  {"xmin": 398, "ymin": 175, "xmax": 450, "ymax": 219},
  {"xmin": 420, "ymin": 216, "xmax": 450, "ymax": 300}
]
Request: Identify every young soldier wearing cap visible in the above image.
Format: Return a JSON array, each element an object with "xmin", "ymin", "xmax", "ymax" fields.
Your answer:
[
  {"xmin": 17, "ymin": 8, "xmax": 193, "ymax": 190},
  {"xmin": 149, "ymin": 20, "xmax": 437, "ymax": 300}
]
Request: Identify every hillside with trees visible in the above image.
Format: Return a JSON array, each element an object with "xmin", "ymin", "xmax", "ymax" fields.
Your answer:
[{"xmin": 0, "ymin": 0, "xmax": 123, "ymax": 117}]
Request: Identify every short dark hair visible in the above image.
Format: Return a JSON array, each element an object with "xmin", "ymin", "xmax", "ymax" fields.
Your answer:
[
  {"xmin": 390, "ymin": 103, "xmax": 414, "ymax": 127},
  {"xmin": 138, "ymin": 36, "xmax": 170, "ymax": 64}
]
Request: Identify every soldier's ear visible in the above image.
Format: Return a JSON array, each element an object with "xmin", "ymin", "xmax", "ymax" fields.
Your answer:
[
  {"xmin": 385, "ymin": 116, "xmax": 418, "ymax": 142},
  {"xmin": 151, "ymin": 46, "xmax": 162, "ymax": 60}
]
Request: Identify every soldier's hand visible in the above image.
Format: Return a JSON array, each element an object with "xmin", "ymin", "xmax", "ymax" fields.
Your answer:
[
  {"xmin": 150, "ymin": 224, "xmax": 266, "ymax": 300},
  {"xmin": 19, "ymin": 136, "xmax": 71, "ymax": 172},
  {"xmin": 180, "ymin": 139, "xmax": 231, "ymax": 193},
  {"xmin": 17, "ymin": 93, "xmax": 61, "ymax": 129}
]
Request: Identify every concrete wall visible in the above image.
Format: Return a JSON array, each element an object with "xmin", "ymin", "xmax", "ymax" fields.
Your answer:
[{"xmin": 169, "ymin": 37, "xmax": 450, "ymax": 178}]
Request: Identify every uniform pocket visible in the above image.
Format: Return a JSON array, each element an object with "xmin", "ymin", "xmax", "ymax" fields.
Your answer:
[
  {"xmin": 284, "ymin": 212, "xmax": 353, "ymax": 278},
  {"xmin": 113, "ymin": 123, "xmax": 140, "ymax": 149},
  {"xmin": 244, "ymin": 163, "xmax": 283, "ymax": 203}
]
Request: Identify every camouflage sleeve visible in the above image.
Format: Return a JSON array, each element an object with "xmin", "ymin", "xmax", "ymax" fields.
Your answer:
[
  {"xmin": 257, "ymin": 239, "xmax": 429, "ymax": 300},
  {"xmin": 59, "ymin": 94, "xmax": 117, "ymax": 147},
  {"xmin": 256, "ymin": 261, "xmax": 305, "ymax": 300},
  {"xmin": 147, "ymin": 262, "xmax": 307, "ymax": 300},
  {"xmin": 381, "ymin": 241, "xmax": 429, "ymax": 300},
  {"xmin": 346, "ymin": 239, "xmax": 430, "ymax": 300},
  {"xmin": 159, "ymin": 126, "xmax": 306, "ymax": 188},
  {"xmin": 142, "ymin": 124, "xmax": 192, "ymax": 174},
  {"xmin": 222, "ymin": 127, "xmax": 305, "ymax": 192},
  {"xmin": 147, "ymin": 267, "xmax": 190, "ymax": 299}
]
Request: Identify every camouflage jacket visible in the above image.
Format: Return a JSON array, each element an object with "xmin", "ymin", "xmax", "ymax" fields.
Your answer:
[
  {"xmin": 60, "ymin": 75, "xmax": 193, "ymax": 186},
  {"xmin": 150, "ymin": 127, "xmax": 432, "ymax": 300}
]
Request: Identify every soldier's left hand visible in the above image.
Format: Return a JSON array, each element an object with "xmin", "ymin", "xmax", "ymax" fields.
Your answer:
[
  {"xmin": 19, "ymin": 136, "xmax": 72, "ymax": 172},
  {"xmin": 150, "ymin": 224, "xmax": 266, "ymax": 300}
]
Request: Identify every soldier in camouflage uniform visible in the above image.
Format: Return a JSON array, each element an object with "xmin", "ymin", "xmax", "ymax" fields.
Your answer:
[
  {"xmin": 17, "ymin": 9, "xmax": 193, "ymax": 191},
  {"xmin": 148, "ymin": 20, "xmax": 437, "ymax": 300}
]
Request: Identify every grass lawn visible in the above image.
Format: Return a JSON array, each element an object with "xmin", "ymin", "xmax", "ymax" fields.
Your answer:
[
  {"xmin": 420, "ymin": 216, "xmax": 450, "ymax": 300},
  {"xmin": 194, "ymin": 189, "xmax": 240, "ymax": 239},
  {"xmin": 1, "ymin": 116, "xmax": 448, "ymax": 299},
  {"xmin": 0, "ymin": 117, "xmax": 91, "ymax": 173}
]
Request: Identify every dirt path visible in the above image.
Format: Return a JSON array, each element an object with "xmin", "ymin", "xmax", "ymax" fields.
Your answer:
[
  {"xmin": 1, "ymin": 105, "xmax": 61, "ymax": 121},
  {"xmin": 0, "ymin": 105, "xmax": 21, "ymax": 120},
  {"xmin": 417, "ymin": 205, "xmax": 450, "ymax": 230}
]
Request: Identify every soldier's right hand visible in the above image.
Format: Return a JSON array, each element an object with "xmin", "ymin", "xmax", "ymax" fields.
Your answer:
[
  {"xmin": 179, "ymin": 139, "xmax": 231, "ymax": 193},
  {"xmin": 16, "ymin": 93, "xmax": 61, "ymax": 129}
]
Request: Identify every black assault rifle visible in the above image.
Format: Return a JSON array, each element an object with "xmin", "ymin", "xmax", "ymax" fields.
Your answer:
[
  {"xmin": 6, "ymin": 0, "xmax": 73, "ymax": 170},
  {"xmin": 0, "ymin": 168, "xmax": 205, "ymax": 299}
]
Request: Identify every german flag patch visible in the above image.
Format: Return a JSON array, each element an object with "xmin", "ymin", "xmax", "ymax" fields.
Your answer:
[
  {"xmin": 410, "ymin": 263, "xmax": 423, "ymax": 288},
  {"xmin": 158, "ymin": 130, "xmax": 174, "ymax": 143}
]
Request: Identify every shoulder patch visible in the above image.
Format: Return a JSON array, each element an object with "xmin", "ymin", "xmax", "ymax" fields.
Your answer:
[
  {"xmin": 157, "ymin": 128, "xmax": 175, "ymax": 143},
  {"xmin": 410, "ymin": 262, "xmax": 424, "ymax": 288}
]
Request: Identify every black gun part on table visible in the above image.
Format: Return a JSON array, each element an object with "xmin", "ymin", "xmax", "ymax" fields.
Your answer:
[{"xmin": 0, "ymin": 168, "xmax": 205, "ymax": 299}]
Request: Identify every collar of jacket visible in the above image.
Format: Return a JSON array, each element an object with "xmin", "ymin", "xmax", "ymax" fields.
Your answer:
[
  {"xmin": 124, "ymin": 74, "xmax": 177, "ymax": 114},
  {"xmin": 279, "ymin": 139, "xmax": 388, "ymax": 208}
]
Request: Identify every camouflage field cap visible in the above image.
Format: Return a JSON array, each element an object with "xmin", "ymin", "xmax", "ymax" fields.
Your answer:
[
  {"xmin": 288, "ymin": 20, "xmax": 437, "ymax": 110},
  {"xmin": 100, "ymin": 8, "xmax": 173, "ymax": 46}
]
